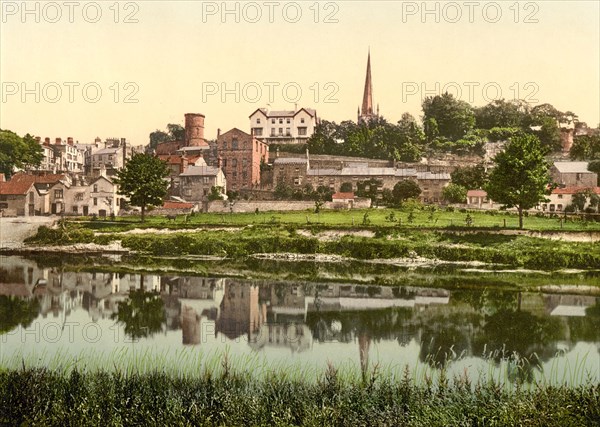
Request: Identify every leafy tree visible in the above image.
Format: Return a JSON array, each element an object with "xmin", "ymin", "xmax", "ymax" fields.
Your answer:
[
  {"xmin": 474, "ymin": 99, "xmax": 529, "ymax": 129},
  {"xmin": 485, "ymin": 134, "xmax": 551, "ymax": 229},
  {"xmin": 422, "ymin": 93, "xmax": 475, "ymax": 141},
  {"xmin": 113, "ymin": 154, "xmax": 170, "ymax": 221},
  {"xmin": 588, "ymin": 160, "xmax": 600, "ymax": 185},
  {"xmin": 392, "ymin": 180, "xmax": 421, "ymax": 204},
  {"xmin": 208, "ymin": 186, "xmax": 225, "ymax": 201},
  {"xmin": 487, "ymin": 127, "xmax": 523, "ymax": 142},
  {"xmin": 571, "ymin": 191, "xmax": 587, "ymax": 212},
  {"xmin": 570, "ymin": 135, "xmax": 600, "ymax": 160},
  {"xmin": 148, "ymin": 124, "xmax": 186, "ymax": 151},
  {"xmin": 307, "ymin": 120, "xmax": 338, "ymax": 154},
  {"xmin": 274, "ymin": 182, "xmax": 293, "ymax": 200},
  {"xmin": 450, "ymin": 164, "xmax": 488, "ymax": 189},
  {"xmin": 340, "ymin": 182, "xmax": 353, "ymax": 193},
  {"xmin": 442, "ymin": 183, "xmax": 467, "ymax": 203},
  {"xmin": 0, "ymin": 130, "xmax": 43, "ymax": 179}
]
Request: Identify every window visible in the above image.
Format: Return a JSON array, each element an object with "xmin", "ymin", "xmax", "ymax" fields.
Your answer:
[
  {"xmin": 558, "ymin": 194, "xmax": 563, "ymax": 199},
  {"xmin": 286, "ymin": 118, "xmax": 290, "ymax": 124},
  {"xmin": 279, "ymin": 118, "xmax": 283, "ymax": 124},
  {"xmin": 29, "ymin": 192, "xmax": 34, "ymax": 202},
  {"xmin": 203, "ymin": 189, "xmax": 208, "ymax": 196},
  {"xmin": 285, "ymin": 128, "xmax": 291, "ymax": 136},
  {"xmin": 93, "ymin": 184, "xmax": 98, "ymax": 192},
  {"xmin": 232, "ymin": 138, "xmax": 238, "ymax": 150},
  {"xmin": 255, "ymin": 141, "xmax": 258, "ymax": 152},
  {"xmin": 557, "ymin": 204, "xmax": 563, "ymax": 211},
  {"xmin": 256, "ymin": 118, "xmax": 261, "ymax": 124},
  {"xmin": 278, "ymin": 128, "xmax": 283, "ymax": 135},
  {"xmin": 222, "ymin": 159, "xmax": 227, "ymax": 168},
  {"xmin": 184, "ymin": 189, "xmax": 192, "ymax": 197},
  {"xmin": 271, "ymin": 118, "xmax": 275, "ymax": 124},
  {"xmin": 93, "ymin": 198, "xmax": 98, "ymax": 206},
  {"xmin": 75, "ymin": 192, "xmax": 84, "ymax": 201},
  {"xmin": 54, "ymin": 189, "xmax": 63, "ymax": 199},
  {"xmin": 72, "ymin": 206, "xmax": 78, "ymax": 213},
  {"xmin": 271, "ymin": 128, "xmax": 276, "ymax": 136},
  {"xmin": 298, "ymin": 127, "xmax": 307, "ymax": 136},
  {"xmin": 203, "ymin": 177, "xmax": 209, "ymax": 184},
  {"xmin": 242, "ymin": 159, "xmax": 247, "ymax": 167},
  {"xmin": 300, "ymin": 117, "xmax": 305, "ymax": 124},
  {"xmin": 254, "ymin": 128, "xmax": 262, "ymax": 136}
]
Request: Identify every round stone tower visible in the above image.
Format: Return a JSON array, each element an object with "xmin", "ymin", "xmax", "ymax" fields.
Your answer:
[{"xmin": 184, "ymin": 113, "xmax": 206, "ymax": 147}]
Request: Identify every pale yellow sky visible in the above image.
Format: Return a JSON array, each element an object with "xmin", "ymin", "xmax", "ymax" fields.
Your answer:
[{"xmin": 1, "ymin": 1, "xmax": 599, "ymax": 145}]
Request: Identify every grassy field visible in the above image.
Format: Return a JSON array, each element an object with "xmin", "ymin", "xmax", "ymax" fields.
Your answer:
[{"xmin": 78, "ymin": 206, "xmax": 600, "ymax": 232}]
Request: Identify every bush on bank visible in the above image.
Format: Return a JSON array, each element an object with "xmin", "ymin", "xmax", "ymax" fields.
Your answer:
[{"xmin": 1, "ymin": 368, "xmax": 598, "ymax": 426}]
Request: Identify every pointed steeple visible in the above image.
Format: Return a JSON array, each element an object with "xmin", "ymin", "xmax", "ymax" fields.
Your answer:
[
  {"xmin": 359, "ymin": 50, "xmax": 377, "ymax": 123},
  {"xmin": 361, "ymin": 50, "xmax": 373, "ymax": 117}
]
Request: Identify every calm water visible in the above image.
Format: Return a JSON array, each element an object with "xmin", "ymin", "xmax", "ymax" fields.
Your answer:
[{"xmin": 1, "ymin": 255, "xmax": 599, "ymax": 385}]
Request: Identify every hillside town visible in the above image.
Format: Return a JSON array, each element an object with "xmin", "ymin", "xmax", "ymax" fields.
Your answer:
[{"xmin": 2, "ymin": 53, "xmax": 599, "ymax": 218}]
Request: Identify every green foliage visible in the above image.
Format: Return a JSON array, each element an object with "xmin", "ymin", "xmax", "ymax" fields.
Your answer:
[
  {"xmin": 0, "ymin": 296, "xmax": 39, "ymax": 334},
  {"xmin": 340, "ymin": 182, "xmax": 353, "ymax": 193},
  {"xmin": 0, "ymin": 130, "xmax": 43, "ymax": 178},
  {"xmin": 208, "ymin": 186, "xmax": 225, "ymax": 201},
  {"xmin": 113, "ymin": 154, "xmax": 170, "ymax": 221},
  {"xmin": 450, "ymin": 164, "xmax": 488, "ymax": 189},
  {"xmin": 442, "ymin": 183, "xmax": 467, "ymax": 203},
  {"xmin": 570, "ymin": 135, "xmax": 600, "ymax": 160},
  {"xmin": 111, "ymin": 289, "xmax": 165, "ymax": 340},
  {"xmin": 392, "ymin": 180, "xmax": 421, "ymax": 204},
  {"xmin": 474, "ymin": 99, "xmax": 530, "ymax": 129},
  {"xmin": 148, "ymin": 124, "xmax": 185, "ymax": 151},
  {"xmin": 485, "ymin": 134, "xmax": 551, "ymax": 228},
  {"xmin": 422, "ymin": 93, "xmax": 475, "ymax": 142}
]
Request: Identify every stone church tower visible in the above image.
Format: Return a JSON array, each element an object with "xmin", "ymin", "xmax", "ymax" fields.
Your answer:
[{"xmin": 357, "ymin": 50, "xmax": 379, "ymax": 123}]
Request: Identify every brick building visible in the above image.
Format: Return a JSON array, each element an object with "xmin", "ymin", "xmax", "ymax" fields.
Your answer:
[{"xmin": 216, "ymin": 128, "xmax": 268, "ymax": 192}]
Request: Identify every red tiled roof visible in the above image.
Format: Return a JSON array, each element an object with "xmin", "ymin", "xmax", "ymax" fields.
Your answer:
[
  {"xmin": 467, "ymin": 190, "xmax": 487, "ymax": 197},
  {"xmin": 0, "ymin": 173, "xmax": 66, "ymax": 195},
  {"xmin": 552, "ymin": 186, "xmax": 600, "ymax": 195},
  {"xmin": 332, "ymin": 192, "xmax": 355, "ymax": 199},
  {"xmin": 162, "ymin": 201, "xmax": 194, "ymax": 209}
]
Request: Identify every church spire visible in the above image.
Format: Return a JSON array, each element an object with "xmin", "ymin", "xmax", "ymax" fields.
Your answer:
[{"xmin": 359, "ymin": 50, "xmax": 376, "ymax": 123}]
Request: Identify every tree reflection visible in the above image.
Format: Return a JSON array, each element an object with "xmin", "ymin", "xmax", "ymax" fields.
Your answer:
[
  {"xmin": 0, "ymin": 296, "xmax": 40, "ymax": 334},
  {"xmin": 111, "ymin": 290, "xmax": 165, "ymax": 340},
  {"xmin": 568, "ymin": 300, "xmax": 600, "ymax": 342}
]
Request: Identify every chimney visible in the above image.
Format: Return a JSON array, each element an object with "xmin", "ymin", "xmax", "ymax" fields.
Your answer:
[
  {"xmin": 181, "ymin": 154, "xmax": 189, "ymax": 173},
  {"xmin": 35, "ymin": 136, "xmax": 41, "ymax": 143},
  {"xmin": 217, "ymin": 128, "xmax": 221, "ymax": 139},
  {"xmin": 45, "ymin": 137, "xmax": 50, "ymax": 144},
  {"xmin": 122, "ymin": 140, "xmax": 127, "ymax": 165},
  {"xmin": 67, "ymin": 137, "xmax": 73, "ymax": 145},
  {"xmin": 55, "ymin": 137, "xmax": 62, "ymax": 145}
]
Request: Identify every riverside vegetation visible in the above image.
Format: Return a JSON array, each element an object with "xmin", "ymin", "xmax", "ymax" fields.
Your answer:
[
  {"xmin": 1, "ymin": 365, "xmax": 599, "ymax": 426},
  {"xmin": 24, "ymin": 207, "xmax": 600, "ymax": 271}
]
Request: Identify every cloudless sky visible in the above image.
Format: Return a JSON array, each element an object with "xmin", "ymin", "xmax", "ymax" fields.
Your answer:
[{"xmin": 1, "ymin": 0, "xmax": 598, "ymax": 145}]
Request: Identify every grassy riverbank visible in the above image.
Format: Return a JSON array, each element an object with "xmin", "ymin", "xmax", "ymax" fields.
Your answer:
[{"xmin": 1, "ymin": 367, "xmax": 598, "ymax": 426}]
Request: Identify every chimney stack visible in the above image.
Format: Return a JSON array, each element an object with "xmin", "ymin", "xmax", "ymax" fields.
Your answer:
[
  {"xmin": 181, "ymin": 154, "xmax": 189, "ymax": 173},
  {"xmin": 217, "ymin": 128, "xmax": 221, "ymax": 139},
  {"xmin": 35, "ymin": 136, "xmax": 41, "ymax": 143},
  {"xmin": 45, "ymin": 137, "xmax": 50, "ymax": 144},
  {"xmin": 67, "ymin": 137, "xmax": 73, "ymax": 145},
  {"xmin": 55, "ymin": 138, "xmax": 62, "ymax": 144}
]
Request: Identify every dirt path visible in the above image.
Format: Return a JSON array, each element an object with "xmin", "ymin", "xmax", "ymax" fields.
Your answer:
[{"xmin": 0, "ymin": 216, "xmax": 58, "ymax": 250}]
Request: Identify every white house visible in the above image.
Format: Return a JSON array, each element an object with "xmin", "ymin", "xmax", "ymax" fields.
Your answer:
[
  {"xmin": 249, "ymin": 107, "xmax": 319, "ymax": 144},
  {"xmin": 538, "ymin": 187, "xmax": 600, "ymax": 212}
]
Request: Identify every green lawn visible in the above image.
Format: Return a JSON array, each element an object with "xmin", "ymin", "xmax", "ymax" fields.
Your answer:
[{"xmin": 82, "ymin": 207, "xmax": 600, "ymax": 232}]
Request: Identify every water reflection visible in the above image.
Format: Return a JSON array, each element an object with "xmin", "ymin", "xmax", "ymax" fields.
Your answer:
[{"xmin": 1, "ymin": 256, "xmax": 599, "ymax": 384}]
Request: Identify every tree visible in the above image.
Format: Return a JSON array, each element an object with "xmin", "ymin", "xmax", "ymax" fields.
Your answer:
[
  {"xmin": 0, "ymin": 130, "xmax": 43, "ymax": 179},
  {"xmin": 450, "ymin": 164, "xmax": 488, "ymax": 189},
  {"xmin": 422, "ymin": 93, "xmax": 475, "ymax": 141},
  {"xmin": 474, "ymin": 99, "xmax": 529, "ymax": 129},
  {"xmin": 570, "ymin": 135, "xmax": 600, "ymax": 160},
  {"xmin": 208, "ymin": 186, "xmax": 225, "ymax": 201},
  {"xmin": 392, "ymin": 180, "xmax": 421, "ymax": 204},
  {"xmin": 340, "ymin": 182, "xmax": 353, "ymax": 193},
  {"xmin": 588, "ymin": 160, "xmax": 600, "ymax": 185},
  {"xmin": 148, "ymin": 123, "xmax": 186, "ymax": 151},
  {"xmin": 485, "ymin": 134, "xmax": 551, "ymax": 229},
  {"xmin": 442, "ymin": 183, "xmax": 467, "ymax": 203},
  {"xmin": 113, "ymin": 154, "xmax": 170, "ymax": 221}
]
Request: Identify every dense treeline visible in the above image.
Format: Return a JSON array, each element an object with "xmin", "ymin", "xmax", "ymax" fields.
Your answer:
[{"xmin": 307, "ymin": 96, "xmax": 599, "ymax": 161}]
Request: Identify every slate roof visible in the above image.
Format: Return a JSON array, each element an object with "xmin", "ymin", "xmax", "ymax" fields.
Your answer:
[
  {"xmin": 180, "ymin": 165, "xmax": 221, "ymax": 177},
  {"xmin": 0, "ymin": 174, "xmax": 67, "ymax": 195},
  {"xmin": 553, "ymin": 162, "xmax": 591, "ymax": 173},
  {"xmin": 273, "ymin": 158, "xmax": 307, "ymax": 165}
]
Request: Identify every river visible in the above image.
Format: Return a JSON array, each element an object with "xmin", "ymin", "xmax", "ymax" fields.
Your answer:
[{"xmin": 1, "ymin": 255, "xmax": 598, "ymax": 386}]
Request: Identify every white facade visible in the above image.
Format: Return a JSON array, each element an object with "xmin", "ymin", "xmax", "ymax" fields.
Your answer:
[{"xmin": 249, "ymin": 108, "xmax": 318, "ymax": 144}]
